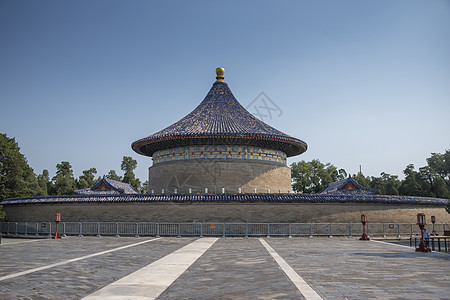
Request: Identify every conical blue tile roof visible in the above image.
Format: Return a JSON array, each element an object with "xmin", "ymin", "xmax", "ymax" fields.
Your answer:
[{"xmin": 132, "ymin": 76, "xmax": 307, "ymax": 157}]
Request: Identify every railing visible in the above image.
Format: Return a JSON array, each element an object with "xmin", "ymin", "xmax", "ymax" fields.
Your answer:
[
  {"xmin": 1, "ymin": 222, "xmax": 449, "ymax": 238},
  {"xmin": 409, "ymin": 237, "xmax": 450, "ymax": 252}
]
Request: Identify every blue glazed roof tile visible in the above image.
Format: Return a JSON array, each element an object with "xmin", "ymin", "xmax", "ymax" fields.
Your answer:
[
  {"xmin": 132, "ymin": 77, "xmax": 307, "ymax": 157},
  {"xmin": 1, "ymin": 193, "xmax": 447, "ymax": 206},
  {"xmin": 320, "ymin": 175, "xmax": 380, "ymax": 195},
  {"xmin": 74, "ymin": 176, "xmax": 138, "ymax": 195}
]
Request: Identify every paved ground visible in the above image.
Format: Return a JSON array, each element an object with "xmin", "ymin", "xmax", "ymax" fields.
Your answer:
[
  {"xmin": 0, "ymin": 236, "xmax": 449, "ymax": 299},
  {"xmin": 0, "ymin": 238, "xmax": 40, "ymax": 245}
]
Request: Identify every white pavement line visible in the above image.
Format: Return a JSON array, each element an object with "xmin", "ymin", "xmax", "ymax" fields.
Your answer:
[
  {"xmin": 82, "ymin": 237, "xmax": 218, "ymax": 300},
  {"xmin": 372, "ymin": 239, "xmax": 450, "ymax": 255},
  {"xmin": 0, "ymin": 238, "xmax": 160, "ymax": 282},
  {"xmin": 259, "ymin": 238, "xmax": 322, "ymax": 300},
  {"xmin": 371, "ymin": 240, "xmax": 412, "ymax": 249},
  {"xmin": 0, "ymin": 239, "xmax": 42, "ymax": 246}
]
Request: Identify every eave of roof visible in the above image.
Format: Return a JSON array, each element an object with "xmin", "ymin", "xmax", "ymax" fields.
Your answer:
[
  {"xmin": 320, "ymin": 176, "xmax": 380, "ymax": 194},
  {"xmin": 1, "ymin": 193, "xmax": 447, "ymax": 206},
  {"xmin": 75, "ymin": 176, "xmax": 138, "ymax": 195}
]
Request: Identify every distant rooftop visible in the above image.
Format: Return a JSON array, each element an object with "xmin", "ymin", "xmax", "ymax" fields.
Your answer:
[
  {"xmin": 320, "ymin": 175, "xmax": 380, "ymax": 195},
  {"xmin": 74, "ymin": 176, "xmax": 138, "ymax": 195}
]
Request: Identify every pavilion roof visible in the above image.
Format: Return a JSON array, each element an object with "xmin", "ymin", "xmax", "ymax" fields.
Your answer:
[
  {"xmin": 132, "ymin": 68, "xmax": 307, "ymax": 157},
  {"xmin": 320, "ymin": 175, "xmax": 380, "ymax": 195},
  {"xmin": 74, "ymin": 176, "xmax": 138, "ymax": 195}
]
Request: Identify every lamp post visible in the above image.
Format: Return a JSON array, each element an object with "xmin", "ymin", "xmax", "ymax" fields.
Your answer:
[
  {"xmin": 359, "ymin": 214, "xmax": 370, "ymax": 240},
  {"xmin": 431, "ymin": 215, "xmax": 436, "ymax": 236},
  {"xmin": 415, "ymin": 213, "xmax": 431, "ymax": 252},
  {"xmin": 52, "ymin": 213, "xmax": 62, "ymax": 239}
]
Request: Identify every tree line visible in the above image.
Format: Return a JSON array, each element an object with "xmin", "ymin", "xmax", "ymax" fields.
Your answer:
[
  {"xmin": 0, "ymin": 133, "xmax": 147, "ymax": 201},
  {"xmin": 1, "ymin": 132, "xmax": 449, "ymax": 208},
  {"xmin": 291, "ymin": 150, "xmax": 450, "ymax": 200},
  {"xmin": 35, "ymin": 157, "xmax": 148, "ymax": 196}
]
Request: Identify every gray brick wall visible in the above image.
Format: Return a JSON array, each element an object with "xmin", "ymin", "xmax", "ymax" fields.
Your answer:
[
  {"xmin": 3, "ymin": 202, "xmax": 449, "ymax": 223},
  {"xmin": 148, "ymin": 159, "xmax": 291, "ymax": 194}
]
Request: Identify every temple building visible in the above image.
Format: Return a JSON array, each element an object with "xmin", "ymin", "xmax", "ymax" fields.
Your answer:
[
  {"xmin": 132, "ymin": 68, "xmax": 307, "ymax": 194},
  {"xmin": 320, "ymin": 175, "xmax": 380, "ymax": 195},
  {"xmin": 74, "ymin": 176, "xmax": 138, "ymax": 195}
]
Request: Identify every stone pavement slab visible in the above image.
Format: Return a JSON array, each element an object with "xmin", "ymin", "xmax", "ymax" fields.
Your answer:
[
  {"xmin": 0, "ymin": 236, "xmax": 448, "ymax": 300},
  {"xmin": 0, "ymin": 237, "xmax": 196, "ymax": 299},
  {"xmin": 83, "ymin": 238, "xmax": 218, "ymax": 300},
  {"xmin": 157, "ymin": 238, "xmax": 304, "ymax": 300},
  {"xmin": 0, "ymin": 238, "xmax": 42, "ymax": 245},
  {"xmin": 265, "ymin": 238, "xmax": 450, "ymax": 300}
]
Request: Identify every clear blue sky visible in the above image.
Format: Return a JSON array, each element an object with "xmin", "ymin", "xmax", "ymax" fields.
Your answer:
[{"xmin": 1, "ymin": 1, "xmax": 449, "ymax": 183}]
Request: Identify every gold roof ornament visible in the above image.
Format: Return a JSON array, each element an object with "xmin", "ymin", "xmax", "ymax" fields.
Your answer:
[{"xmin": 215, "ymin": 67, "xmax": 225, "ymax": 82}]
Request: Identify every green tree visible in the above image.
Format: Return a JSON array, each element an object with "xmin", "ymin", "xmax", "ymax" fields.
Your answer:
[
  {"xmin": 427, "ymin": 150, "xmax": 450, "ymax": 188},
  {"xmin": 121, "ymin": 156, "xmax": 141, "ymax": 191},
  {"xmin": 0, "ymin": 133, "xmax": 43, "ymax": 200},
  {"xmin": 37, "ymin": 169, "xmax": 51, "ymax": 196},
  {"xmin": 291, "ymin": 159, "xmax": 346, "ymax": 193},
  {"xmin": 0, "ymin": 205, "xmax": 5, "ymax": 220},
  {"xmin": 140, "ymin": 180, "xmax": 149, "ymax": 193},
  {"xmin": 413, "ymin": 151, "xmax": 450, "ymax": 199},
  {"xmin": 50, "ymin": 161, "xmax": 75, "ymax": 195},
  {"xmin": 366, "ymin": 173, "xmax": 400, "ymax": 195},
  {"xmin": 399, "ymin": 164, "xmax": 423, "ymax": 196},
  {"xmin": 379, "ymin": 173, "xmax": 400, "ymax": 195},
  {"xmin": 76, "ymin": 168, "xmax": 97, "ymax": 189},
  {"xmin": 419, "ymin": 166, "xmax": 437, "ymax": 197},
  {"xmin": 352, "ymin": 172, "xmax": 370, "ymax": 187},
  {"xmin": 106, "ymin": 170, "xmax": 122, "ymax": 181}
]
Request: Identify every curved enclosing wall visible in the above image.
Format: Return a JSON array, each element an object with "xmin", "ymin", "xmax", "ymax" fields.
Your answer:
[{"xmin": 2, "ymin": 202, "xmax": 449, "ymax": 224}]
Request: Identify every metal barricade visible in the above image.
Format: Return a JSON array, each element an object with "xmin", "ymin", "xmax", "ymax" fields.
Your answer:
[
  {"xmin": 330, "ymin": 223, "xmax": 348, "ymax": 236},
  {"xmin": 224, "ymin": 223, "xmax": 247, "ymax": 237},
  {"xmin": 202, "ymin": 223, "xmax": 225, "ymax": 237},
  {"xmin": 410, "ymin": 237, "xmax": 449, "ymax": 252},
  {"xmin": 36, "ymin": 222, "xmax": 52, "ymax": 236},
  {"xmin": 246, "ymin": 223, "xmax": 267, "ymax": 237},
  {"xmin": 80, "ymin": 222, "xmax": 98, "ymax": 236},
  {"xmin": 310, "ymin": 223, "xmax": 330, "ymax": 237},
  {"xmin": 0, "ymin": 222, "xmax": 7, "ymax": 233},
  {"xmin": 62, "ymin": 222, "xmax": 81, "ymax": 236},
  {"xmin": 159, "ymin": 223, "xmax": 180, "ymax": 237},
  {"xmin": 99, "ymin": 222, "xmax": 117, "ymax": 236},
  {"xmin": 138, "ymin": 223, "xmax": 158, "ymax": 236},
  {"xmin": 1, "ymin": 221, "xmax": 442, "ymax": 239},
  {"xmin": 429, "ymin": 237, "xmax": 449, "ymax": 252},
  {"xmin": 180, "ymin": 223, "xmax": 202, "ymax": 236},
  {"xmin": 352, "ymin": 222, "xmax": 368, "ymax": 237},
  {"xmin": 15, "ymin": 222, "xmax": 27, "ymax": 235},
  {"xmin": 290, "ymin": 223, "xmax": 310, "ymax": 237},
  {"xmin": 118, "ymin": 222, "xmax": 137, "ymax": 236},
  {"xmin": 432, "ymin": 223, "xmax": 446, "ymax": 236},
  {"xmin": 25, "ymin": 222, "xmax": 39, "ymax": 236},
  {"xmin": 268, "ymin": 223, "xmax": 290, "ymax": 237}
]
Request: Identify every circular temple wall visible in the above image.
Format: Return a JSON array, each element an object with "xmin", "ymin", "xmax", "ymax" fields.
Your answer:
[{"xmin": 149, "ymin": 159, "xmax": 292, "ymax": 194}]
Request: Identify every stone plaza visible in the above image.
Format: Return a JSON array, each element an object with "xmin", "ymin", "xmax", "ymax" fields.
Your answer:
[{"xmin": 0, "ymin": 236, "xmax": 449, "ymax": 299}]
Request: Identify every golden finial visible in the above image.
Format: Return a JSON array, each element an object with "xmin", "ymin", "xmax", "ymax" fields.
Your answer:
[{"xmin": 215, "ymin": 67, "xmax": 225, "ymax": 82}]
